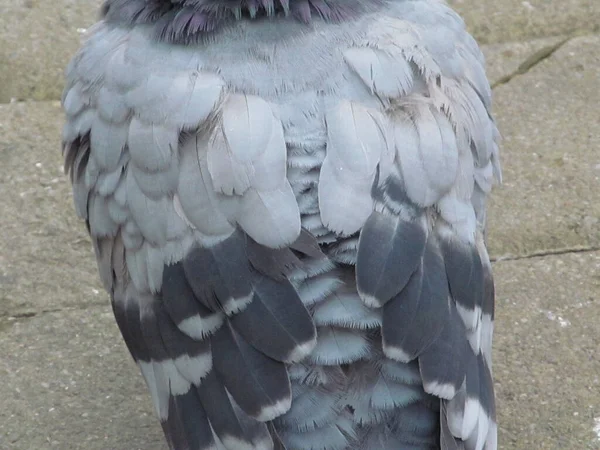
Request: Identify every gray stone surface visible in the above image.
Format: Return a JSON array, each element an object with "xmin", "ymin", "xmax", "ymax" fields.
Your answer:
[
  {"xmin": 0, "ymin": 308, "xmax": 164, "ymax": 450},
  {"xmin": 493, "ymin": 252, "xmax": 600, "ymax": 449},
  {"xmin": 0, "ymin": 101, "xmax": 104, "ymax": 318},
  {"xmin": 481, "ymin": 36, "xmax": 567, "ymax": 87},
  {"xmin": 486, "ymin": 35, "xmax": 600, "ymax": 258},
  {"xmin": 448, "ymin": 0, "xmax": 600, "ymax": 44},
  {"xmin": 1, "ymin": 0, "xmax": 600, "ymax": 449},
  {"xmin": 0, "ymin": 0, "xmax": 102, "ymax": 103}
]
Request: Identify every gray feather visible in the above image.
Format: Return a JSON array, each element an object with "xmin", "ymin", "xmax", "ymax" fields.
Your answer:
[
  {"xmin": 162, "ymin": 390, "xmax": 215, "ymax": 450},
  {"xmin": 230, "ymin": 273, "xmax": 317, "ymax": 363},
  {"xmin": 182, "ymin": 234, "xmax": 254, "ymax": 315},
  {"xmin": 211, "ymin": 321, "xmax": 292, "ymax": 422},
  {"xmin": 381, "ymin": 237, "xmax": 449, "ymax": 362},
  {"xmin": 356, "ymin": 210, "xmax": 427, "ymax": 308},
  {"xmin": 197, "ymin": 371, "xmax": 273, "ymax": 450}
]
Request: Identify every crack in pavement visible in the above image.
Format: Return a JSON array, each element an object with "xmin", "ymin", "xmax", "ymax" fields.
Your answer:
[
  {"xmin": 491, "ymin": 245, "xmax": 600, "ymax": 263},
  {"xmin": 1, "ymin": 302, "xmax": 108, "ymax": 325},
  {"xmin": 491, "ymin": 36, "xmax": 573, "ymax": 89}
]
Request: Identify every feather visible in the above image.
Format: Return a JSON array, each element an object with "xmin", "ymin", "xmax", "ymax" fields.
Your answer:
[
  {"xmin": 162, "ymin": 260, "xmax": 225, "ymax": 340},
  {"xmin": 312, "ymin": 291, "xmax": 382, "ymax": 330},
  {"xmin": 177, "ymin": 135, "xmax": 237, "ymax": 237},
  {"xmin": 62, "ymin": 82, "xmax": 89, "ymax": 117},
  {"xmin": 308, "ymin": 328, "xmax": 370, "ymax": 366},
  {"xmin": 197, "ymin": 371, "xmax": 274, "ymax": 450},
  {"xmin": 439, "ymin": 233, "xmax": 484, "ymax": 331},
  {"xmin": 90, "ymin": 115, "xmax": 129, "ymax": 171},
  {"xmin": 211, "ymin": 321, "xmax": 292, "ymax": 422},
  {"xmin": 275, "ymin": 382, "xmax": 343, "ymax": 432},
  {"xmin": 125, "ymin": 71, "xmax": 224, "ymax": 128},
  {"xmin": 356, "ymin": 210, "xmax": 427, "ymax": 308},
  {"xmin": 97, "ymin": 85, "xmax": 130, "ymax": 124},
  {"xmin": 344, "ymin": 47, "xmax": 414, "ymax": 98},
  {"xmin": 237, "ymin": 184, "xmax": 301, "ymax": 248},
  {"xmin": 181, "ymin": 233, "xmax": 254, "ymax": 315},
  {"xmin": 382, "ymin": 237, "xmax": 449, "ymax": 362},
  {"xmin": 128, "ymin": 118, "xmax": 179, "ymax": 172},
  {"xmin": 161, "ymin": 390, "xmax": 216, "ymax": 450},
  {"xmin": 130, "ymin": 154, "xmax": 179, "ymax": 199},
  {"xmin": 278, "ymin": 414, "xmax": 354, "ymax": 450},
  {"xmin": 319, "ymin": 101, "xmax": 390, "ymax": 235},
  {"xmin": 418, "ymin": 304, "xmax": 472, "ymax": 399},
  {"xmin": 125, "ymin": 168, "xmax": 169, "ymax": 244},
  {"xmin": 230, "ymin": 274, "xmax": 317, "ymax": 363},
  {"xmin": 207, "ymin": 94, "xmax": 282, "ymax": 195}
]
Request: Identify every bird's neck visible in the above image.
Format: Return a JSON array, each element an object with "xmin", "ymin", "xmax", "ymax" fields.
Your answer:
[{"xmin": 101, "ymin": 0, "xmax": 383, "ymax": 43}]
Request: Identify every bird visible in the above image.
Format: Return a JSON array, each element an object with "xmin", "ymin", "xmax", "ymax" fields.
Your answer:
[{"xmin": 61, "ymin": 0, "xmax": 502, "ymax": 449}]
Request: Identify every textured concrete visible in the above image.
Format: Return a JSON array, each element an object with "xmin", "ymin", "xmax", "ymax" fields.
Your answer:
[
  {"xmin": 448, "ymin": 0, "xmax": 600, "ymax": 44},
  {"xmin": 0, "ymin": 308, "xmax": 164, "ymax": 450},
  {"xmin": 485, "ymin": 34, "xmax": 600, "ymax": 258},
  {"xmin": 0, "ymin": 101, "xmax": 104, "ymax": 318},
  {"xmin": 1, "ymin": 0, "xmax": 600, "ymax": 449},
  {"xmin": 0, "ymin": 0, "xmax": 102, "ymax": 103},
  {"xmin": 493, "ymin": 252, "xmax": 600, "ymax": 449}
]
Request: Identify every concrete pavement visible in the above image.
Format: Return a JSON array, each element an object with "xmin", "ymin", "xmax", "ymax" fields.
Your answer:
[{"xmin": 1, "ymin": 1, "xmax": 599, "ymax": 449}]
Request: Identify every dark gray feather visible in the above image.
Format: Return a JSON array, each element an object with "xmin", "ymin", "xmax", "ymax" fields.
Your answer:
[
  {"xmin": 112, "ymin": 288, "xmax": 150, "ymax": 361},
  {"xmin": 230, "ymin": 274, "xmax": 317, "ymax": 363},
  {"xmin": 477, "ymin": 354, "xmax": 495, "ymax": 418},
  {"xmin": 197, "ymin": 370, "xmax": 273, "ymax": 449},
  {"xmin": 246, "ymin": 238, "xmax": 304, "ymax": 281},
  {"xmin": 440, "ymin": 403, "xmax": 466, "ymax": 450},
  {"xmin": 211, "ymin": 321, "xmax": 291, "ymax": 421},
  {"xmin": 182, "ymin": 233, "xmax": 253, "ymax": 314},
  {"xmin": 440, "ymin": 237, "xmax": 484, "ymax": 319},
  {"xmin": 162, "ymin": 260, "xmax": 221, "ymax": 334},
  {"xmin": 382, "ymin": 237, "xmax": 449, "ymax": 361},
  {"xmin": 418, "ymin": 304, "xmax": 471, "ymax": 398},
  {"xmin": 356, "ymin": 211, "xmax": 427, "ymax": 308},
  {"xmin": 162, "ymin": 389, "xmax": 215, "ymax": 450},
  {"xmin": 290, "ymin": 228, "xmax": 327, "ymax": 260},
  {"xmin": 482, "ymin": 260, "xmax": 495, "ymax": 318}
]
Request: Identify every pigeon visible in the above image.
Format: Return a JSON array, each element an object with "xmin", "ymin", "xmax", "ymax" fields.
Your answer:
[{"xmin": 62, "ymin": 0, "xmax": 502, "ymax": 449}]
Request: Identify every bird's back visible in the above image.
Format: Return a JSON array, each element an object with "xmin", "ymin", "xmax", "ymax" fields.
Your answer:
[{"xmin": 63, "ymin": 1, "xmax": 501, "ymax": 449}]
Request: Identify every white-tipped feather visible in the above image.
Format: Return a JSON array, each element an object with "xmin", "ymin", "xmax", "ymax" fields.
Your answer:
[
  {"xmin": 177, "ymin": 313, "xmax": 224, "ymax": 340},
  {"xmin": 256, "ymin": 398, "xmax": 292, "ymax": 422}
]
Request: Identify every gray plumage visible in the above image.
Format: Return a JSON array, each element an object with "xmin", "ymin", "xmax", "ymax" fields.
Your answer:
[{"xmin": 62, "ymin": 0, "xmax": 501, "ymax": 449}]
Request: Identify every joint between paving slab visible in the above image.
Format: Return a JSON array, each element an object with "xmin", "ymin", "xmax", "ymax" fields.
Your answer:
[
  {"xmin": 491, "ymin": 245, "xmax": 600, "ymax": 263},
  {"xmin": 491, "ymin": 36, "xmax": 573, "ymax": 89},
  {"xmin": 1, "ymin": 302, "xmax": 108, "ymax": 325},
  {"xmin": 490, "ymin": 29, "xmax": 600, "ymax": 89}
]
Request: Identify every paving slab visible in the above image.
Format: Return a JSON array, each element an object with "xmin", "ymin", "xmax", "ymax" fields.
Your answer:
[
  {"xmin": 0, "ymin": 0, "xmax": 102, "ymax": 103},
  {"xmin": 481, "ymin": 36, "xmax": 568, "ymax": 88},
  {"xmin": 486, "ymin": 34, "xmax": 600, "ymax": 258},
  {"xmin": 493, "ymin": 251, "xmax": 600, "ymax": 449},
  {"xmin": 448, "ymin": 0, "xmax": 600, "ymax": 44},
  {"xmin": 0, "ymin": 307, "xmax": 164, "ymax": 450},
  {"xmin": 0, "ymin": 101, "xmax": 104, "ymax": 318}
]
